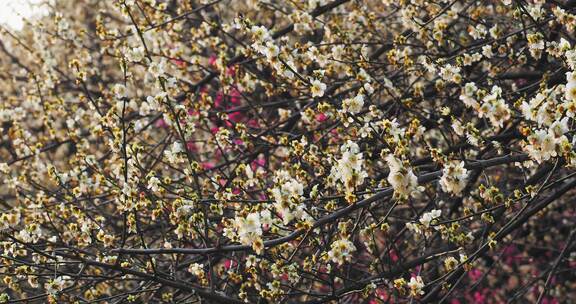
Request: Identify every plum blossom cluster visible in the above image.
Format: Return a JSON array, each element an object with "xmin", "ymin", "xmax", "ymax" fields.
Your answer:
[
  {"xmin": 327, "ymin": 238, "xmax": 356, "ymax": 266},
  {"xmin": 460, "ymin": 84, "xmax": 511, "ymax": 128},
  {"xmin": 328, "ymin": 140, "xmax": 367, "ymax": 194},
  {"xmin": 385, "ymin": 154, "xmax": 419, "ymax": 200},
  {"xmin": 270, "ymin": 170, "xmax": 311, "ymax": 225},
  {"xmin": 521, "ymin": 71, "xmax": 575, "ymax": 164},
  {"xmin": 406, "ymin": 209, "xmax": 442, "ymax": 237},
  {"xmin": 230, "ymin": 212, "xmax": 265, "ymax": 254},
  {"xmin": 440, "ymin": 161, "xmax": 469, "ymax": 196}
]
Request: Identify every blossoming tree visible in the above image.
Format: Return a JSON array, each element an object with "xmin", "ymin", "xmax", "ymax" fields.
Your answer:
[{"xmin": 1, "ymin": 0, "xmax": 576, "ymax": 303}]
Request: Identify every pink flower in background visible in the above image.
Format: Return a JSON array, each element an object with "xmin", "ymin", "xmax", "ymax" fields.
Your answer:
[
  {"xmin": 503, "ymin": 245, "xmax": 521, "ymax": 266},
  {"xmin": 209, "ymin": 54, "xmax": 217, "ymax": 66},
  {"xmin": 214, "ymin": 92, "xmax": 224, "ymax": 108},
  {"xmin": 226, "ymin": 66, "xmax": 236, "ymax": 76},
  {"xmin": 188, "ymin": 108, "xmax": 199, "ymax": 116},
  {"xmin": 155, "ymin": 118, "xmax": 168, "ymax": 128},
  {"xmin": 228, "ymin": 111, "xmax": 244, "ymax": 123},
  {"xmin": 171, "ymin": 58, "xmax": 186, "ymax": 68},
  {"xmin": 247, "ymin": 119, "xmax": 260, "ymax": 128},
  {"xmin": 251, "ymin": 158, "xmax": 266, "ymax": 170},
  {"xmin": 375, "ymin": 288, "xmax": 389, "ymax": 301},
  {"xmin": 214, "ymin": 88, "xmax": 245, "ymax": 124},
  {"xmin": 186, "ymin": 141, "xmax": 197, "ymax": 152},
  {"xmin": 201, "ymin": 162, "xmax": 214, "ymax": 170},
  {"xmin": 389, "ymin": 249, "xmax": 398, "ymax": 262},
  {"xmin": 468, "ymin": 268, "xmax": 483, "ymax": 281},
  {"xmin": 542, "ymin": 297, "xmax": 559, "ymax": 304},
  {"xmin": 223, "ymin": 259, "xmax": 237, "ymax": 269},
  {"xmin": 229, "ymin": 88, "xmax": 241, "ymax": 105},
  {"xmin": 473, "ymin": 290, "xmax": 486, "ymax": 304}
]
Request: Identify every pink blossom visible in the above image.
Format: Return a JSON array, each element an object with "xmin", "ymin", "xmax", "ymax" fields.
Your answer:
[
  {"xmin": 155, "ymin": 119, "xmax": 168, "ymax": 128},
  {"xmin": 542, "ymin": 297, "xmax": 559, "ymax": 304},
  {"xmin": 316, "ymin": 113, "xmax": 328, "ymax": 122},
  {"xmin": 230, "ymin": 88, "xmax": 242, "ymax": 105},
  {"xmin": 214, "ymin": 92, "xmax": 224, "ymax": 108},
  {"xmin": 223, "ymin": 259, "xmax": 237, "ymax": 269},
  {"xmin": 186, "ymin": 141, "xmax": 197, "ymax": 152},
  {"xmin": 389, "ymin": 249, "xmax": 398, "ymax": 262},
  {"xmin": 228, "ymin": 111, "xmax": 244, "ymax": 123},
  {"xmin": 201, "ymin": 162, "xmax": 214, "ymax": 170},
  {"xmin": 376, "ymin": 288, "xmax": 389, "ymax": 301},
  {"xmin": 209, "ymin": 54, "xmax": 217, "ymax": 66},
  {"xmin": 171, "ymin": 58, "xmax": 186, "ymax": 68},
  {"xmin": 226, "ymin": 66, "xmax": 236, "ymax": 76},
  {"xmin": 247, "ymin": 119, "xmax": 260, "ymax": 128},
  {"xmin": 473, "ymin": 291, "xmax": 486, "ymax": 304},
  {"xmin": 468, "ymin": 268, "xmax": 483, "ymax": 281},
  {"xmin": 251, "ymin": 158, "xmax": 266, "ymax": 170}
]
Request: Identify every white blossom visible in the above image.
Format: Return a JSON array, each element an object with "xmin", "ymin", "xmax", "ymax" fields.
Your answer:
[
  {"xmin": 327, "ymin": 238, "xmax": 356, "ymax": 265},
  {"xmin": 407, "ymin": 276, "xmax": 425, "ymax": 296},
  {"xmin": 310, "ymin": 79, "xmax": 327, "ymax": 97},
  {"xmin": 419, "ymin": 209, "xmax": 441, "ymax": 228},
  {"xmin": 127, "ymin": 46, "xmax": 145, "ymax": 62},
  {"xmin": 45, "ymin": 276, "xmax": 71, "ymax": 295},
  {"xmin": 386, "ymin": 154, "xmax": 419, "ymax": 199},
  {"xmin": 329, "ymin": 141, "xmax": 367, "ymax": 192},
  {"xmin": 342, "ymin": 94, "xmax": 365, "ymax": 114},
  {"xmin": 439, "ymin": 161, "xmax": 469, "ymax": 196}
]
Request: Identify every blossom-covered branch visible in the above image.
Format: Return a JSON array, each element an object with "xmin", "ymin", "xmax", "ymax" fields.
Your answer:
[{"xmin": 1, "ymin": 0, "xmax": 576, "ymax": 303}]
